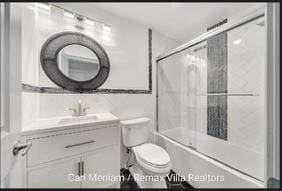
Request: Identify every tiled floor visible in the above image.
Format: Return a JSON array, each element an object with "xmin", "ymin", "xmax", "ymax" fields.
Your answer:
[
  {"xmin": 120, "ymin": 168, "xmax": 139, "ymax": 189},
  {"xmin": 120, "ymin": 168, "xmax": 194, "ymax": 189}
]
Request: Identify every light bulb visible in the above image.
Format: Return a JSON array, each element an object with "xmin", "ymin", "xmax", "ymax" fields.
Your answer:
[
  {"xmin": 233, "ymin": 39, "xmax": 242, "ymax": 45},
  {"xmin": 37, "ymin": 3, "xmax": 50, "ymax": 12},
  {"xmin": 64, "ymin": 11, "xmax": 75, "ymax": 19},
  {"xmin": 85, "ymin": 18, "xmax": 94, "ymax": 26},
  {"xmin": 103, "ymin": 24, "xmax": 111, "ymax": 32}
]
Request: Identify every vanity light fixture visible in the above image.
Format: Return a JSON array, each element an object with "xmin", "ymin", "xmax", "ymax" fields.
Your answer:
[
  {"xmin": 85, "ymin": 18, "xmax": 94, "ymax": 26},
  {"xmin": 76, "ymin": 15, "xmax": 84, "ymax": 22},
  {"xmin": 41, "ymin": 4, "xmax": 111, "ymax": 32},
  {"xmin": 37, "ymin": 3, "xmax": 50, "ymax": 12},
  {"xmin": 103, "ymin": 24, "xmax": 111, "ymax": 32},
  {"xmin": 64, "ymin": 11, "xmax": 75, "ymax": 19}
]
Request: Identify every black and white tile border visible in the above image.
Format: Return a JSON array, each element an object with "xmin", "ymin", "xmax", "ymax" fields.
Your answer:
[
  {"xmin": 22, "ymin": 29, "xmax": 152, "ymax": 95},
  {"xmin": 22, "ymin": 83, "xmax": 152, "ymax": 94},
  {"xmin": 207, "ymin": 32, "xmax": 228, "ymax": 140}
]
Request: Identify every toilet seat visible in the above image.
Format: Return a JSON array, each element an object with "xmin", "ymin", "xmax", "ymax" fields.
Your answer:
[{"xmin": 132, "ymin": 143, "xmax": 171, "ymax": 175}]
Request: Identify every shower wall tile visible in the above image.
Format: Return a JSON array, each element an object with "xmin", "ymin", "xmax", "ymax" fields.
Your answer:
[
  {"xmin": 227, "ymin": 18, "xmax": 266, "ymax": 153},
  {"xmin": 192, "ymin": 41, "xmax": 208, "ymax": 137},
  {"xmin": 195, "ymin": 17, "xmax": 266, "ymax": 180},
  {"xmin": 207, "ymin": 33, "xmax": 228, "ymax": 140},
  {"xmin": 196, "ymin": 18, "xmax": 266, "ymax": 153},
  {"xmin": 22, "ymin": 92, "xmax": 39, "ymax": 127}
]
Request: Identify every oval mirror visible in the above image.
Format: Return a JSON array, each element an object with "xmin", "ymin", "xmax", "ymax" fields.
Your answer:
[
  {"xmin": 57, "ymin": 45, "xmax": 100, "ymax": 81},
  {"xmin": 40, "ymin": 32, "xmax": 110, "ymax": 93}
]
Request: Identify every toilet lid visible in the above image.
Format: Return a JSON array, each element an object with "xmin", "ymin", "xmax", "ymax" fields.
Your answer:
[{"xmin": 134, "ymin": 143, "xmax": 170, "ymax": 168}]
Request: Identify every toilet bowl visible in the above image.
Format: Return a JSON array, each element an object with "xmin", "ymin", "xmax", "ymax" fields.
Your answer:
[
  {"xmin": 121, "ymin": 118, "xmax": 171, "ymax": 188},
  {"xmin": 132, "ymin": 143, "xmax": 171, "ymax": 175}
]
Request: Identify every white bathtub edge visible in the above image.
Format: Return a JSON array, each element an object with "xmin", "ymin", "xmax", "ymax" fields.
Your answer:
[{"xmin": 154, "ymin": 132, "xmax": 264, "ymax": 188}]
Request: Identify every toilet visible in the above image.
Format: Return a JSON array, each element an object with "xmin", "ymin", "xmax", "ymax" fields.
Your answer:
[{"xmin": 121, "ymin": 117, "xmax": 171, "ymax": 188}]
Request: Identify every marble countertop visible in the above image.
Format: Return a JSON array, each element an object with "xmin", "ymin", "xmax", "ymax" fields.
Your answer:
[{"xmin": 22, "ymin": 112, "xmax": 120, "ymax": 136}]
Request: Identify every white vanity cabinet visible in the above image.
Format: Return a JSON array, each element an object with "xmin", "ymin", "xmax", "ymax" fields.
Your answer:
[
  {"xmin": 22, "ymin": 114, "xmax": 120, "ymax": 189},
  {"xmin": 27, "ymin": 156, "xmax": 81, "ymax": 188}
]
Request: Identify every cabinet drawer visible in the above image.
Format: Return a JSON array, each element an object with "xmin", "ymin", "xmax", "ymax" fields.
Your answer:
[{"xmin": 27, "ymin": 126, "xmax": 118, "ymax": 167}]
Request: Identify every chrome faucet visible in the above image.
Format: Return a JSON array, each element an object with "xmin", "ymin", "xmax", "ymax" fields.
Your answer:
[{"xmin": 69, "ymin": 100, "xmax": 90, "ymax": 117}]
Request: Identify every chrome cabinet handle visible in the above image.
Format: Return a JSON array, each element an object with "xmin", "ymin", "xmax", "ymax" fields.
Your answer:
[
  {"xmin": 13, "ymin": 142, "xmax": 32, "ymax": 156},
  {"xmin": 81, "ymin": 161, "xmax": 85, "ymax": 175},
  {"xmin": 78, "ymin": 162, "xmax": 81, "ymax": 176},
  {"xmin": 65, "ymin": 140, "xmax": 95, "ymax": 149},
  {"xmin": 78, "ymin": 161, "xmax": 84, "ymax": 176}
]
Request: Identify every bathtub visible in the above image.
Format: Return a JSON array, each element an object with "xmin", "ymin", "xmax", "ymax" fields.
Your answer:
[{"xmin": 154, "ymin": 131, "xmax": 264, "ymax": 188}]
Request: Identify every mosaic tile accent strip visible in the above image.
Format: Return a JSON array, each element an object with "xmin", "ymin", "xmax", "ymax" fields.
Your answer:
[
  {"xmin": 207, "ymin": 18, "xmax": 228, "ymax": 31},
  {"xmin": 148, "ymin": 29, "xmax": 152, "ymax": 91},
  {"xmin": 22, "ymin": 83, "xmax": 152, "ymax": 94},
  {"xmin": 21, "ymin": 83, "xmax": 42, "ymax": 93},
  {"xmin": 22, "ymin": 29, "xmax": 152, "ymax": 94},
  {"xmin": 207, "ymin": 32, "xmax": 228, "ymax": 140}
]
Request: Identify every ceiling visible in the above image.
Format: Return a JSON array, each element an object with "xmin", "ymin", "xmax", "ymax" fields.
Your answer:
[{"xmin": 91, "ymin": 3, "xmax": 264, "ymax": 42}]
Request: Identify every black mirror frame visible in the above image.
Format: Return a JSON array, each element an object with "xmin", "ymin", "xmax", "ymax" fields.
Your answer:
[{"xmin": 40, "ymin": 32, "xmax": 110, "ymax": 93}]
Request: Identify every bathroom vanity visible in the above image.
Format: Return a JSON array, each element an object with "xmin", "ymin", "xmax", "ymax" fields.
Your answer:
[{"xmin": 21, "ymin": 113, "xmax": 120, "ymax": 188}]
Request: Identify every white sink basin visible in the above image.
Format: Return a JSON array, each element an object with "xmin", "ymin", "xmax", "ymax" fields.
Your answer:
[
  {"xmin": 58, "ymin": 115, "xmax": 98, "ymax": 124},
  {"xmin": 22, "ymin": 112, "xmax": 120, "ymax": 135}
]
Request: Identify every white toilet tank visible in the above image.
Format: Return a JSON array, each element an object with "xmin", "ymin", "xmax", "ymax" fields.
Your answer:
[{"xmin": 121, "ymin": 117, "xmax": 150, "ymax": 147}]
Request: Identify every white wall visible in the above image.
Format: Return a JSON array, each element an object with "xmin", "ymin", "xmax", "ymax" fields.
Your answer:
[
  {"xmin": 20, "ymin": 3, "xmax": 179, "ymax": 168},
  {"xmin": 37, "ymin": 29, "xmax": 178, "ymax": 168},
  {"xmin": 21, "ymin": 4, "xmax": 40, "ymax": 128},
  {"xmin": 31, "ymin": 3, "xmax": 151, "ymax": 90}
]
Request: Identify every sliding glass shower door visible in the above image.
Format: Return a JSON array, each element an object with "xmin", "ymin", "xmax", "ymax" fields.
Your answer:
[
  {"xmin": 157, "ymin": 16, "xmax": 266, "ymax": 181},
  {"xmin": 157, "ymin": 48, "xmax": 197, "ymax": 148}
]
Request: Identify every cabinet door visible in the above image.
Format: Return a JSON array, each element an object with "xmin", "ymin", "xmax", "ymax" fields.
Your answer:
[
  {"xmin": 28, "ymin": 157, "xmax": 81, "ymax": 188},
  {"xmin": 81, "ymin": 146, "xmax": 120, "ymax": 188}
]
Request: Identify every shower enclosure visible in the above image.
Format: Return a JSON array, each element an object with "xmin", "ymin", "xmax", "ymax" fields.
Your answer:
[{"xmin": 157, "ymin": 13, "xmax": 266, "ymax": 182}]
